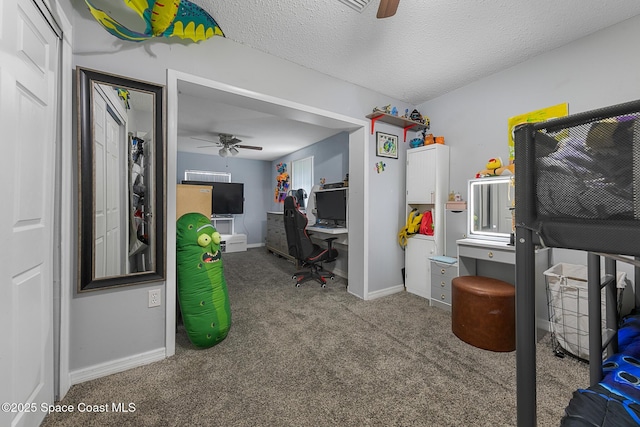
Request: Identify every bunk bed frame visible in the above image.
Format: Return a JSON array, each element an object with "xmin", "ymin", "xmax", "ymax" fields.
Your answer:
[{"xmin": 514, "ymin": 99, "xmax": 640, "ymax": 426}]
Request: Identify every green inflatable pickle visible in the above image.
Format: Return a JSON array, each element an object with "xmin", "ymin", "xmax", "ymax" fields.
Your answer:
[{"xmin": 176, "ymin": 213, "xmax": 231, "ymax": 348}]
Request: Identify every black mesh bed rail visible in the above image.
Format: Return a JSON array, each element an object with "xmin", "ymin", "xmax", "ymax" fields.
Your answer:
[{"xmin": 514, "ymin": 99, "xmax": 640, "ymax": 257}]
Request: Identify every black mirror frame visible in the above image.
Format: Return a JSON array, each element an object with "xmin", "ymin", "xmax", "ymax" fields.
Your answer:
[{"xmin": 77, "ymin": 66, "xmax": 166, "ymax": 291}]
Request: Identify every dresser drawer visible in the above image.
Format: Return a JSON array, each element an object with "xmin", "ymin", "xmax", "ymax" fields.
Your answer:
[
  {"xmin": 430, "ymin": 260, "xmax": 456, "ymax": 305},
  {"xmin": 430, "ymin": 283, "xmax": 451, "ymax": 304},
  {"xmin": 431, "ymin": 262, "xmax": 457, "ymax": 281},
  {"xmin": 458, "ymin": 244, "xmax": 514, "ymax": 265}
]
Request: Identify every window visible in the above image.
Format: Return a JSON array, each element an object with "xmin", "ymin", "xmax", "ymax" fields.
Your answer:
[
  {"xmin": 291, "ymin": 156, "xmax": 313, "ymax": 206},
  {"xmin": 184, "ymin": 170, "xmax": 231, "ymax": 183}
]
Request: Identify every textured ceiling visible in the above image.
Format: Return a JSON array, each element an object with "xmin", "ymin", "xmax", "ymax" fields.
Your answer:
[
  {"xmin": 199, "ymin": 0, "xmax": 640, "ymax": 105},
  {"xmin": 168, "ymin": 0, "xmax": 640, "ymax": 160}
]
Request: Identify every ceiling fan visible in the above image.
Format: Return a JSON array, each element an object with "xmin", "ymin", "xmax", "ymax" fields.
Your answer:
[
  {"xmin": 376, "ymin": 0, "xmax": 399, "ymax": 19},
  {"xmin": 339, "ymin": 0, "xmax": 399, "ymax": 19},
  {"xmin": 191, "ymin": 133, "xmax": 263, "ymax": 157}
]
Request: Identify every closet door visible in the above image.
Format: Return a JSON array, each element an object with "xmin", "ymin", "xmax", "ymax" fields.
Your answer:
[{"xmin": 0, "ymin": 0, "xmax": 59, "ymax": 426}]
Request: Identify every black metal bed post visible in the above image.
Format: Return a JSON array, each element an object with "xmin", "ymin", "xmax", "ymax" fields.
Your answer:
[
  {"xmin": 515, "ymin": 122, "xmax": 537, "ymax": 426},
  {"xmin": 604, "ymin": 257, "xmax": 618, "ymax": 357},
  {"xmin": 636, "ymin": 257, "xmax": 640, "ymax": 308},
  {"xmin": 516, "ymin": 226, "xmax": 536, "ymax": 426},
  {"xmin": 588, "ymin": 253, "xmax": 603, "ymax": 385}
]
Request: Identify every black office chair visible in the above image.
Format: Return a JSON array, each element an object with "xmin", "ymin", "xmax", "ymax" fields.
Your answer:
[{"xmin": 283, "ymin": 195, "xmax": 338, "ymax": 287}]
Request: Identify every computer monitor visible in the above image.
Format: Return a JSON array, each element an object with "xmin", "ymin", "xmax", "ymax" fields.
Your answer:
[{"xmin": 315, "ymin": 189, "xmax": 346, "ymax": 225}]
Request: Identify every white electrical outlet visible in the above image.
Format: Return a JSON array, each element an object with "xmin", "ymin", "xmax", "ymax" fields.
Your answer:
[{"xmin": 148, "ymin": 289, "xmax": 161, "ymax": 308}]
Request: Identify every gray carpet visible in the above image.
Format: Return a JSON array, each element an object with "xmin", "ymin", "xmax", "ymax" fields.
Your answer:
[{"xmin": 42, "ymin": 248, "xmax": 588, "ymax": 426}]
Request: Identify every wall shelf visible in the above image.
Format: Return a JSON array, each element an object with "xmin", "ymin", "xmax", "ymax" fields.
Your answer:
[{"xmin": 365, "ymin": 111, "xmax": 428, "ymax": 141}]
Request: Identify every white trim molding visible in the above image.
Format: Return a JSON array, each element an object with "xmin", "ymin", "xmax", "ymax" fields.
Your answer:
[{"xmin": 69, "ymin": 348, "xmax": 166, "ymax": 385}]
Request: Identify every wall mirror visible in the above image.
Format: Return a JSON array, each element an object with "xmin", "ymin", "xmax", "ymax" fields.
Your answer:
[
  {"xmin": 77, "ymin": 67, "xmax": 165, "ymax": 291},
  {"xmin": 468, "ymin": 176, "xmax": 514, "ymax": 242}
]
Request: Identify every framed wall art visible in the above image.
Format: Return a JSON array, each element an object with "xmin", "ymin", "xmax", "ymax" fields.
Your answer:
[{"xmin": 376, "ymin": 131, "xmax": 398, "ymax": 159}]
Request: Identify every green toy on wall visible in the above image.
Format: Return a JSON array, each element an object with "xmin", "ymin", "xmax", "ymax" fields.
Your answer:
[{"xmin": 176, "ymin": 213, "xmax": 231, "ymax": 348}]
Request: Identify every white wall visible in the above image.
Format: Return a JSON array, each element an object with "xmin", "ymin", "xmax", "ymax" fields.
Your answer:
[{"xmin": 60, "ymin": 1, "xmax": 414, "ymax": 375}]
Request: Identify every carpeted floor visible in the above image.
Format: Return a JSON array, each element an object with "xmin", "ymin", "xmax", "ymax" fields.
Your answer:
[{"xmin": 42, "ymin": 248, "xmax": 588, "ymax": 426}]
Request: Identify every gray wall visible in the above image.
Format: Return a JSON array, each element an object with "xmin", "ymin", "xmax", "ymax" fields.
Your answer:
[
  {"xmin": 62, "ymin": 0, "xmax": 412, "ymax": 374},
  {"xmin": 176, "ymin": 152, "xmax": 271, "ymax": 245},
  {"xmin": 59, "ymin": 0, "xmax": 640, "ymax": 375},
  {"xmin": 417, "ymin": 16, "xmax": 640, "ymax": 291},
  {"xmin": 270, "ymin": 132, "xmax": 349, "ymax": 212},
  {"xmin": 271, "ymin": 132, "xmax": 351, "ymax": 277}
]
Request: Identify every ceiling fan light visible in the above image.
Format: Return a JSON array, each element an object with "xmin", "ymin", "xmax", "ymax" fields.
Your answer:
[
  {"xmin": 219, "ymin": 147, "xmax": 228, "ymax": 157},
  {"xmin": 229, "ymin": 146, "xmax": 239, "ymax": 156}
]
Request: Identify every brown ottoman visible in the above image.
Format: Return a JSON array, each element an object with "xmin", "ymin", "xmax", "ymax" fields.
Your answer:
[{"xmin": 451, "ymin": 275, "xmax": 516, "ymax": 352}]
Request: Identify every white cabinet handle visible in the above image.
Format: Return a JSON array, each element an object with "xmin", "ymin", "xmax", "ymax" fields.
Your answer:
[{"xmin": 488, "ymin": 251, "xmax": 493, "ymax": 258}]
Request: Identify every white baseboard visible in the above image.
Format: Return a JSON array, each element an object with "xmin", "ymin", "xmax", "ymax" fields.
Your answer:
[
  {"xmin": 366, "ymin": 284, "xmax": 404, "ymax": 300},
  {"xmin": 331, "ymin": 267, "xmax": 347, "ymax": 279},
  {"xmin": 247, "ymin": 242, "xmax": 264, "ymax": 249},
  {"xmin": 537, "ymin": 318, "xmax": 552, "ymax": 333},
  {"xmin": 405, "ymin": 286, "xmax": 430, "ymax": 300},
  {"xmin": 69, "ymin": 348, "xmax": 166, "ymax": 385}
]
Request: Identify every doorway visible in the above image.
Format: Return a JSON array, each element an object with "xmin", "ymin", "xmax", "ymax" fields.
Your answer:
[{"xmin": 165, "ymin": 70, "xmax": 370, "ymax": 356}]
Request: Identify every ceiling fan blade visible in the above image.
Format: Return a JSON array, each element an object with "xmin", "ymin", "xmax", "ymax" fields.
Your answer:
[
  {"xmin": 377, "ymin": 0, "xmax": 399, "ymax": 18},
  {"xmin": 191, "ymin": 136, "xmax": 217, "ymax": 143},
  {"xmin": 235, "ymin": 144, "xmax": 263, "ymax": 151}
]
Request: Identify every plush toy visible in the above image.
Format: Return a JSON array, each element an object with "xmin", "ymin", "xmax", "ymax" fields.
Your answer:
[
  {"xmin": 397, "ymin": 209, "xmax": 424, "ymax": 248},
  {"xmin": 84, "ymin": 0, "xmax": 224, "ymax": 43},
  {"xmin": 409, "ymin": 137, "xmax": 423, "ymax": 148},
  {"xmin": 176, "ymin": 213, "xmax": 231, "ymax": 348},
  {"xmin": 476, "ymin": 157, "xmax": 515, "ymax": 178}
]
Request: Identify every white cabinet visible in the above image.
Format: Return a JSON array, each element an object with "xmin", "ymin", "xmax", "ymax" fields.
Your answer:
[
  {"xmin": 404, "ymin": 144, "xmax": 449, "ymax": 301},
  {"xmin": 405, "ymin": 236, "xmax": 436, "ymax": 298},
  {"xmin": 406, "ymin": 149, "xmax": 436, "ymax": 203}
]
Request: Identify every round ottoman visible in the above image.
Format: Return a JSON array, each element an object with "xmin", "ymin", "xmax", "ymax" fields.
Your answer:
[{"xmin": 451, "ymin": 275, "xmax": 516, "ymax": 352}]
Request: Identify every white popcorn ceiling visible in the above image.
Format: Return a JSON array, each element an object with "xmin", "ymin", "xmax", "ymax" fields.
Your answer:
[
  {"xmin": 195, "ymin": 0, "xmax": 640, "ymax": 105},
  {"xmin": 165, "ymin": 0, "xmax": 640, "ymax": 159}
]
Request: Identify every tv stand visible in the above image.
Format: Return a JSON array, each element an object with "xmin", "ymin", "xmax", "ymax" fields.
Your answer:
[
  {"xmin": 210, "ymin": 215, "xmax": 247, "ymax": 253},
  {"xmin": 211, "ymin": 215, "xmax": 234, "ymax": 235}
]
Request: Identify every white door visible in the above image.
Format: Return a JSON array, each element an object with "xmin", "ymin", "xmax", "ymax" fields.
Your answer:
[
  {"xmin": 0, "ymin": 0, "xmax": 59, "ymax": 425},
  {"xmin": 105, "ymin": 108, "xmax": 123, "ymax": 276},
  {"xmin": 93, "ymin": 87, "xmax": 124, "ymax": 277}
]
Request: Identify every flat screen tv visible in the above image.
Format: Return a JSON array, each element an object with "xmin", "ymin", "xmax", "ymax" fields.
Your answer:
[{"xmin": 182, "ymin": 180, "xmax": 244, "ymax": 215}]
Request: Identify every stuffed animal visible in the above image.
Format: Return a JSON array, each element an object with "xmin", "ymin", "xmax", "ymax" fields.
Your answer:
[
  {"xmin": 398, "ymin": 209, "xmax": 424, "ymax": 248},
  {"xmin": 176, "ymin": 213, "xmax": 231, "ymax": 348},
  {"xmin": 476, "ymin": 157, "xmax": 515, "ymax": 178}
]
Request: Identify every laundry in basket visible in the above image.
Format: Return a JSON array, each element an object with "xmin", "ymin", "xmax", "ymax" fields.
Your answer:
[{"xmin": 544, "ymin": 263, "xmax": 627, "ymax": 361}]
